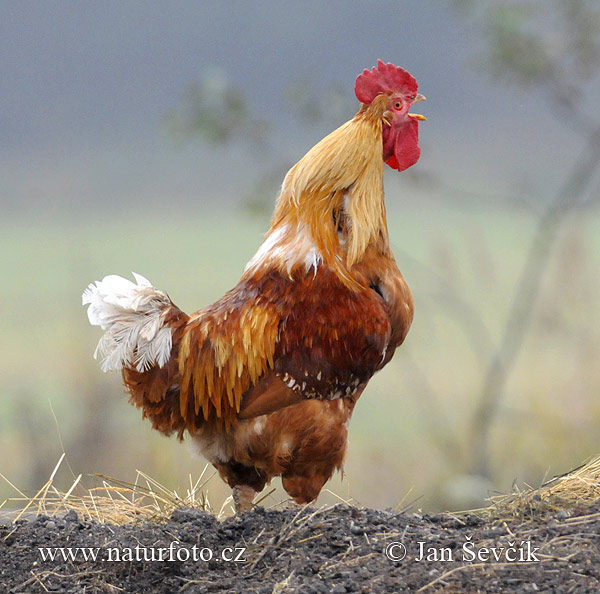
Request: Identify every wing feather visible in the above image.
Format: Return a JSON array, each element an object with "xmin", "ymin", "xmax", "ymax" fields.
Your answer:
[
  {"xmin": 174, "ymin": 256, "xmax": 408, "ymax": 430},
  {"xmin": 178, "ymin": 280, "xmax": 280, "ymax": 428}
]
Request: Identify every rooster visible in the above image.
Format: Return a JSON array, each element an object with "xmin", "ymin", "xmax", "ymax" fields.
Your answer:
[{"xmin": 83, "ymin": 60, "xmax": 425, "ymax": 512}]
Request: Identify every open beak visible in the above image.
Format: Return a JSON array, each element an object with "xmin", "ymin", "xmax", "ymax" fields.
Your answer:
[{"xmin": 409, "ymin": 94, "xmax": 427, "ymax": 121}]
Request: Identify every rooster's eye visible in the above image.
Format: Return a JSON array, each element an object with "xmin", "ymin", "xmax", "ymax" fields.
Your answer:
[{"xmin": 394, "ymin": 102, "xmax": 402, "ymax": 109}]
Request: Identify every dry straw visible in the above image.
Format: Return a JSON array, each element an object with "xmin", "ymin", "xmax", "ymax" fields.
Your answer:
[
  {"xmin": 2, "ymin": 454, "xmax": 600, "ymax": 526},
  {"xmin": 482, "ymin": 455, "xmax": 600, "ymax": 521},
  {"xmin": 0, "ymin": 453, "xmax": 223, "ymax": 526}
]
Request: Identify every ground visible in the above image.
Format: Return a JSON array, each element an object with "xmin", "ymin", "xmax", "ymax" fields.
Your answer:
[{"xmin": 2, "ymin": 501, "xmax": 600, "ymax": 593}]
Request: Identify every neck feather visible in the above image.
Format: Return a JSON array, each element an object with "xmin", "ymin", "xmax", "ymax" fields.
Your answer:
[{"xmin": 245, "ymin": 106, "xmax": 390, "ymax": 286}]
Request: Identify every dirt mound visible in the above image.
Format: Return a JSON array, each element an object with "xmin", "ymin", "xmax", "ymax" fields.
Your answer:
[{"xmin": 2, "ymin": 501, "xmax": 600, "ymax": 593}]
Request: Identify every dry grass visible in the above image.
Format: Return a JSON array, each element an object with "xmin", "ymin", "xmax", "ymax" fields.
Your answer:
[
  {"xmin": 481, "ymin": 455, "xmax": 600, "ymax": 521},
  {"xmin": 3, "ymin": 453, "xmax": 600, "ymax": 528},
  {"xmin": 0, "ymin": 453, "xmax": 224, "ymax": 525}
]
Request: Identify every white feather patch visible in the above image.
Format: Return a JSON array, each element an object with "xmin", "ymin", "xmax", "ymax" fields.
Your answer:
[
  {"xmin": 82, "ymin": 272, "xmax": 173, "ymax": 372},
  {"xmin": 244, "ymin": 223, "xmax": 323, "ymax": 276}
]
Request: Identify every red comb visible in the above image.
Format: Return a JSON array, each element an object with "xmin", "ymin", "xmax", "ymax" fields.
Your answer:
[{"xmin": 354, "ymin": 60, "xmax": 418, "ymax": 104}]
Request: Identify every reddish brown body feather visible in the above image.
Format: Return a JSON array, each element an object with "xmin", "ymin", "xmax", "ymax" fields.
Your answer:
[
  {"xmin": 123, "ymin": 247, "xmax": 412, "ymax": 504},
  {"xmin": 211, "ymin": 398, "xmax": 358, "ymax": 504}
]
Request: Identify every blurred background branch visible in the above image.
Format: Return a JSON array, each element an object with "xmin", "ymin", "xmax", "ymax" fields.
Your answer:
[{"xmin": 454, "ymin": 0, "xmax": 600, "ymax": 477}]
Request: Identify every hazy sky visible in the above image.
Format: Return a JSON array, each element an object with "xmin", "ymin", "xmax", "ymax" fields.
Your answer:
[{"xmin": 1, "ymin": 1, "xmax": 596, "ymax": 214}]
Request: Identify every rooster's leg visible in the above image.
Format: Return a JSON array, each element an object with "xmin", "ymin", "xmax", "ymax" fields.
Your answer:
[{"xmin": 232, "ymin": 485, "xmax": 256, "ymax": 513}]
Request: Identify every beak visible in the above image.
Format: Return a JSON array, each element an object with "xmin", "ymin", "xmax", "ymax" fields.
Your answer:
[{"xmin": 408, "ymin": 94, "xmax": 427, "ymax": 121}]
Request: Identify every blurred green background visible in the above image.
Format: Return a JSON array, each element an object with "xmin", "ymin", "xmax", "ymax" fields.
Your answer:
[{"xmin": 2, "ymin": 0, "xmax": 600, "ymax": 512}]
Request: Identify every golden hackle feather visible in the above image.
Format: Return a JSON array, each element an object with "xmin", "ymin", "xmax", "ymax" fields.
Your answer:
[{"xmin": 270, "ymin": 94, "xmax": 391, "ymax": 285}]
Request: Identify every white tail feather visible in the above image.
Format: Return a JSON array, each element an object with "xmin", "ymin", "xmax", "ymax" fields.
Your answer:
[{"xmin": 82, "ymin": 273, "xmax": 173, "ymax": 372}]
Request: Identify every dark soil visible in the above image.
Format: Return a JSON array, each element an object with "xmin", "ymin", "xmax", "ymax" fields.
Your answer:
[{"xmin": 1, "ymin": 502, "xmax": 600, "ymax": 593}]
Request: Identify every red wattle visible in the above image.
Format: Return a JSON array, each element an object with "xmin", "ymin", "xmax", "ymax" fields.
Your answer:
[{"xmin": 386, "ymin": 118, "xmax": 420, "ymax": 172}]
